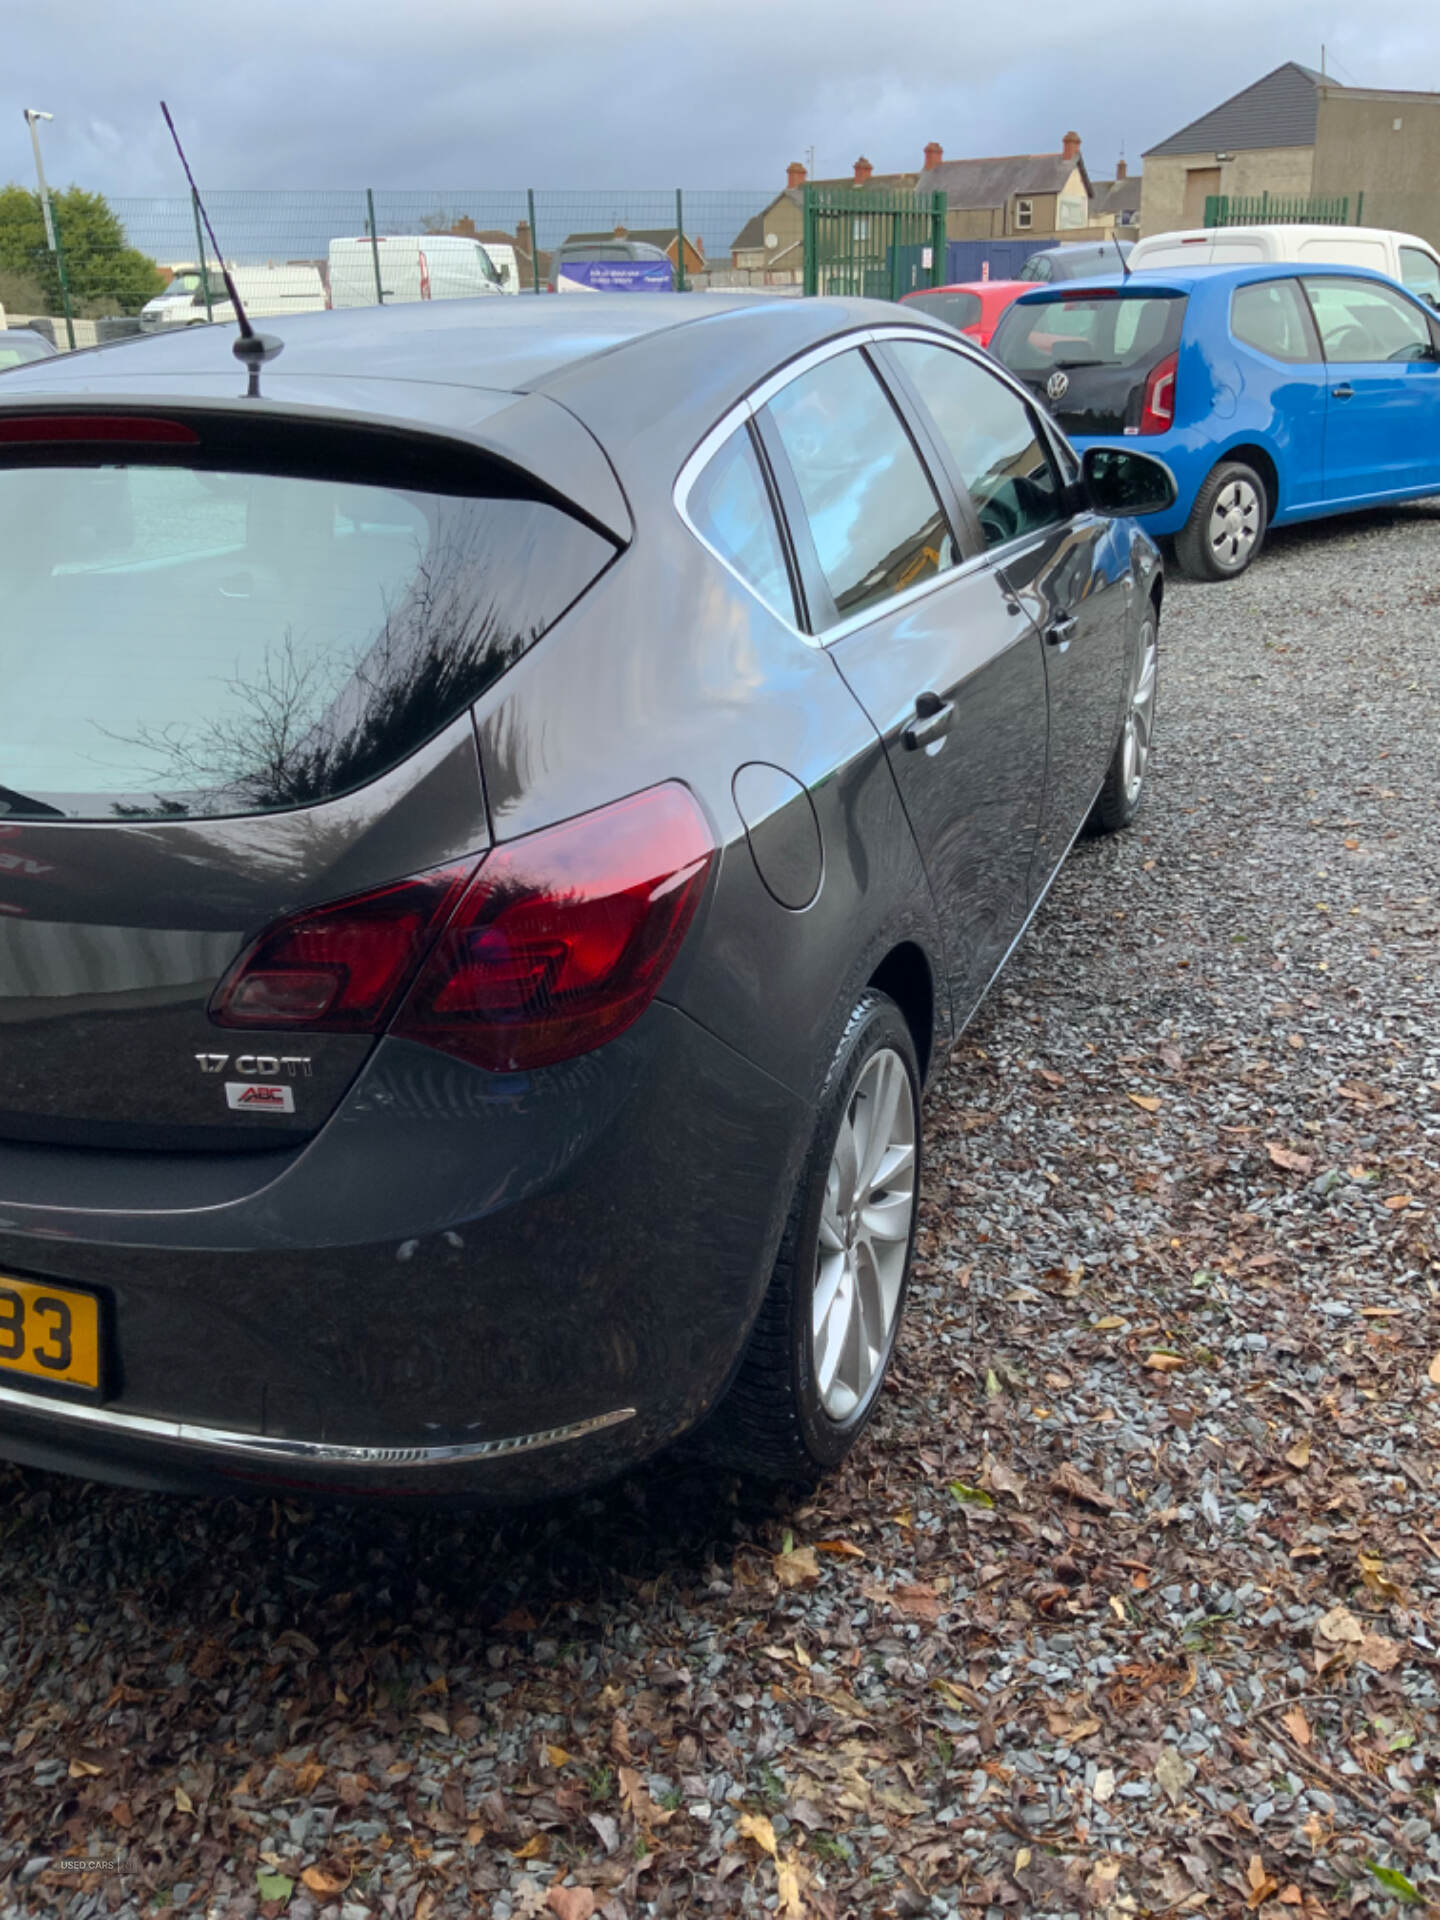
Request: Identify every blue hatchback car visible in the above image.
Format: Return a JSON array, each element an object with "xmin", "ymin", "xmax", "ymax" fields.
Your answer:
[{"xmin": 988, "ymin": 262, "xmax": 1440, "ymax": 578}]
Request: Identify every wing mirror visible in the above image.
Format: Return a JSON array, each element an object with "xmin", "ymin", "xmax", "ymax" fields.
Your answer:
[{"xmin": 1081, "ymin": 445, "xmax": 1178, "ymax": 518}]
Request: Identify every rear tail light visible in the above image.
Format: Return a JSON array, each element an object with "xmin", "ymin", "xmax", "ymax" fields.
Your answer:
[
  {"xmin": 1139, "ymin": 352, "xmax": 1178, "ymax": 434},
  {"xmin": 209, "ymin": 783, "xmax": 713, "ymax": 1071},
  {"xmin": 211, "ymin": 865, "xmax": 474, "ymax": 1030},
  {"xmin": 393, "ymin": 783, "xmax": 714, "ymax": 1071}
]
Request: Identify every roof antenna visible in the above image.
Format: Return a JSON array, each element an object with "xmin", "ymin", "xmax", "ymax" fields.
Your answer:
[
  {"xmin": 1111, "ymin": 231, "xmax": 1131, "ymax": 280},
  {"xmin": 160, "ymin": 101, "xmax": 282, "ymax": 395}
]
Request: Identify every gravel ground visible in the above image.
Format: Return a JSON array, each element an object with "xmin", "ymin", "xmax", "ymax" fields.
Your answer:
[{"xmin": 4, "ymin": 503, "xmax": 1440, "ymax": 1920}]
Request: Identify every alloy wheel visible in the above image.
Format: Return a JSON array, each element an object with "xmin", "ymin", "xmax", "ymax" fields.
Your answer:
[
  {"xmin": 812, "ymin": 1047, "xmax": 917, "ymax": 1421},
  {"xmin": 1208, "ymin": 478, "xmax": 1261, "ymax": 570}
]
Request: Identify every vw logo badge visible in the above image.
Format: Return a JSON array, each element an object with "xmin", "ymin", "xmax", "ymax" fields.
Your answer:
[{"xmin": 1046, "ymin": 369, "xmax": 1069, "ymax": 402}]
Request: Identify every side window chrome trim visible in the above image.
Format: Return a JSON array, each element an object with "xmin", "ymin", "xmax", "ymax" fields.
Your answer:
[{"xmin": 674, "ymin": 326, "xmax": 1042, "ymax": 648}]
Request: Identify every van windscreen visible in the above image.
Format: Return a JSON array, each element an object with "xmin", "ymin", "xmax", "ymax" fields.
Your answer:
[{"xmin": 0, "ymin": 456, "xmax": 614, "ymax": 819}]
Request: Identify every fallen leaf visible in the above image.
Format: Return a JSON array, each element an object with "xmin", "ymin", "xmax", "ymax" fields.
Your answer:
[
  {"xmin": 737, "ymin": 1812, "xmax": 778, "ymax": 1858},
  {"xmin": 495, "ymin": 1606, "xmax": 538, "ymax": 1632},
  {"xmin": 1155, "ymin": 1746, "xmax": 1194, "ymax": 1806},
  {"xmin": 301, "ymin": 1863, "xmax": 352, "ymax": 1896},
  {"xmin": 294, "ymin": 1758, "xmax": 324, "ymax": 1795},
  {"xmin": 1145, "ymin": 1352, "xmax": 1185, "ymax": 1372},
  {"xmin": 775, "ymin": 1545, "xmax": 821, "ymax": 1589},
  {"xmin": 1359, "ymin": 1305, "xmax": 1403, "ymax": 1317},
  {"xmin": 1315, "ymin": 1604, "xmax": 1363, "ymax": 1645},
  {"xmin": 949, "ymin": 1480, "xmax": 995, "ymax": 1509},
  {"xmin": 981, "ymin": 1454, "xmax": 1027, "ymax": 1505},
  {"xmin": 546, "ymin": 1744, "xmax": 571, "ymax": 1768},
  {"xmin": 1092, "ymin": 1768, "xmax": 1116, "ymax": 1803},
  {"xmin": 1285, "ymin": 1436, "xmax": 1311, "ymax": 1470},
  {"xmin": 547, "ymin": 1889, "xmax": 598, "ymax": 1920},
  {"xmin": 1266, "ymin": 1142, "xmax": 1314, "ymax": 1175},
  {"xmin": 174, "ymin": 1785, "xmax": 195, "ymax": 1814},
  {"xmin": 1358, "ymin": 1632, "xmax": 1402, "ymax": 1673},
  {"xmin": 67, "ymin": 1757, "xmax": 104, "ymax": 1779},
  {"xmin": 1279, "ymin": 1886, "xmax": 1304, "ymax": 1907},
  {"xmin": 1383, "ymin": 1194, "xmax": 1413, "ymax": 1211},
  {"xmin": 1366, "ymin": 1861, "xmax": 1421, "ymax": 1905},
  {"xmin": 1127, "ymin": 1092, "xmax": 1161, "ymax": 1113},
  {"xmin": 1359, "ymin": 1551, "xmax": 1404, "ymax": 1603},
  {"xmin": 255, "ymin": 1873, "xmax": 295, "ymax": 1904},
  {"xmin": 1094, "ymin": 1314, "xmax": 1127, "ymax": 1330},
  {"xmin": 417, "ymin": 1710, "xmax": 450, "ymax": 1736},
  {"xmin": 984, "ymin": 1367, "xmax": 1003, "ymax": 1399},
  {"xmin": 1051, "ymin": 1462, "xmax": 1118, "ymax": 1511},
  {"xmin": 1280, "ymin": 1706, "xmax": 1311, "ymax": 1747},
  {"xmin": 776, "ymin": 1861, "xmax": 805, "ymax": 1918},
  {"xmin": 812, "ymin": 1538, "xmax": 865, "ymax": 1559},
  {"xmin": 891, "ymin": 1583, "xmax": 944, "ymax": 1623},
  {"xmin": 1159, "ymin": 1042, "xmax": 1183, "ymax": 1070},
  {"xmin": 1014, "ymin": 1847, "xmax": 1033, "ymax": 1871},
  {"xmin": 1246, "ymin": 1854, "xmax": 1279, "ymax": 1908},
  {"xmin": 588, "ymin": 1812, "xmax": 619, "ymax": 1855},
  {"xmin": 1109, "ymin": 1595, "xmax": 1127, "ymax": 1622},
  {"xmin": 511, "ymin": 1835, "xmax": 548, "ymax": 1861}
]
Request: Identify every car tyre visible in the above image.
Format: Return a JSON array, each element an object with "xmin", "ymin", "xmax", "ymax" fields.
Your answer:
[
  {"xmin": 1089, "ymin": 607, "xmax": 1158, "ymax": 834},
  {"xmin": 1174, "ymin": 459, "xmax": 1268, "ymax": 580},
  {"xmin": 699, "ymin": 990, "xmax": 922, "ymax": 1480}
]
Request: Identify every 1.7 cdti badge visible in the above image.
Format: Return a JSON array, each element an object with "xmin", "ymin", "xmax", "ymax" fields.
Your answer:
[{"xmin": 225, "ymin": 1083, "xmax": 296, "ymax": 1114}]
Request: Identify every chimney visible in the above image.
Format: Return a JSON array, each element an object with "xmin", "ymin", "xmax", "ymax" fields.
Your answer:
[
  {"xmin": 923, "ymin": 140, "xmax": 943, "ymax": 172},
  {"xmin": 786, "ymin": 160, "xmax": 807, "ymax": 189},
  {"xmin": 853, "ymin": 156, "xmax": 873, "ymax": 185},
  {"xmin": 1116, "ymin": 157, "xmax": 1128, "ymax": 180},
  {"xmin": 1062, "ymin": 130, "xmax": 1082, "ymax": 162}
]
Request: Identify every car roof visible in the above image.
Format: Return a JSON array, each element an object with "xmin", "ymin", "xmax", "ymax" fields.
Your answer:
[
  {"xmin": 1011, "ymin": 260, "xmax": 1416, "ymax": 300},
  {"xmin": 904, "ymin": 280, "xmax": 1030, "ymax": 297}
]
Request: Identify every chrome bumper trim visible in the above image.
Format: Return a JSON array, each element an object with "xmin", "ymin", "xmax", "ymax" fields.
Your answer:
[{"xmin": 0, "ymin": 1386, "xmax": 636, "ymax": 1469}]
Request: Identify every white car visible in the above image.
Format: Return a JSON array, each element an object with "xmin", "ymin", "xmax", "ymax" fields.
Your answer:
[
  {"xmin": 328, "ymin": 235, "xmax": 510, "ymax": 308},
  {"xmin": 1128, "ymin": 224, "xmax": 1440, "ymax": 309}
]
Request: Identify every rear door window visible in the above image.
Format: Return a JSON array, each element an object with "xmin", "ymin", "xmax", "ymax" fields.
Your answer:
[
  {"xmin": 1303, "ymin": 277, "xmax": 1433, "ymax": 361},
  {"xmin": 0, "ymin": 455, "xmax": 615, "ymax": 819},
  {"xmin": 762, "ymin": 348, "xmax": 955, "ymax": 625},
  {"xmin": 1231, "ymin": 280, "xmax": 1320, "ymax": 362},
  {"xmin": 686, "ymin": 427, "xmax": 794, "ymax": 621},
  {"xmin": 888, "ymin": 339, "xmax": 1064, "ymax": 550}
]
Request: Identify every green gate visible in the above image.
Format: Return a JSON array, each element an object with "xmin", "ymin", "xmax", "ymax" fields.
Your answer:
[{"xmin": 803, "ymin": 186, "xmax": 947, "ymax": 299}]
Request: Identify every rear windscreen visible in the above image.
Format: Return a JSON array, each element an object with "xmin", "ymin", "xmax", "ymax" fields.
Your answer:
[
  {"xmin": 0, "ymin": 459, "xmax": 614, "ymax": 819},
  {"xmin": 989, "ymin": 293, "xmax": 1187, "ymax": 434},
  {"xmin": 903, "ymin": 290, "xmax": 984, "ymax": 330}
]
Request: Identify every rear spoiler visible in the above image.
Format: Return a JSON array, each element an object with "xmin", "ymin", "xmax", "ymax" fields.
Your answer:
[
  {"xmin": 0, "ymin": 382, "xmax": 632, "ymax": 544},
  {"xmin": 1014, "ymin": 280, "xmax": 1191, "ymax": 304}
]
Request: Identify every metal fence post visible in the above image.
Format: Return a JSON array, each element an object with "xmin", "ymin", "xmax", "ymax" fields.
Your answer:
[
  {"xmin": 190, "ymin": 188, "xmax": 213, "ymax": 320},
  {"xmin": 366, "ymin": 189, "xmax": 384, "ymax": 303},
  {"xmin": 50, "ymin": 205, "xmax": 77, "ymax": 350},
  {"xmin": 675, "ymin": 188, "xmax": 686, "ymax": 291},
  {"xmin": 803, "ymin": 185, "xmax": 817, "ymax": 297},
  {"xmin": 930, "ymin": 191, "xmax": 946, "ymax": 288},
  {"xmin": 1355, "ymin": 190, "xmax": 1363, "ymax": 225},
  {"xmin": 527, "ymin": 189, "xmax": 541, "ymax": 292}
]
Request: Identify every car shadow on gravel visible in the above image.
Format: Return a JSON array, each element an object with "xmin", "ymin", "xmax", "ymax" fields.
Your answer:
[
  {"xmin": 1256, "ymin": 495, "xmax": 1440, "ymax": 565},
  {"xmin": 0, "ymin": 1448, "xmax": 804, "ymax": 1644}
]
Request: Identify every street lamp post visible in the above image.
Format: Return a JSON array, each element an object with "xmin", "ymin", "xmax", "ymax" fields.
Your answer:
[{"xmin": 23, "ymin": 108, "xmax": 76, "ymax": 349}]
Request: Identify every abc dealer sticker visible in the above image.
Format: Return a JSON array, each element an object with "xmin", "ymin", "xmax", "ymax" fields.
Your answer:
[{"xmin": 225, "ymin": 1082, "xmax": 295, "ymax": 1114}]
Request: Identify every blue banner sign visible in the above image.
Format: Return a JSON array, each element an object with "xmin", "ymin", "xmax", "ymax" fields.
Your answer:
[{"xmin": 557, "ymin": 260, "xmax": 675, "ymax": 293}]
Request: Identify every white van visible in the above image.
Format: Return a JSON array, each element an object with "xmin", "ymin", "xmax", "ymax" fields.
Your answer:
[
  {"xmin": 139, "ymin": 265, "xmax": 328, "ymax": 332},
  {"xmin": 1129, "ymin": 225, "xmax": 1440, "ymax": 308},
  {"xmin": 328, "ymin": 235, "xmax": 509, "ymax": 308}
]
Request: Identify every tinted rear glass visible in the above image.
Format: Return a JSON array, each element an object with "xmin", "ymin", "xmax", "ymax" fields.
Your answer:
[
  {"xmin": 903, "ymin": 290, "xmax": 983, "ymax": 330},
  {"xmin": 0, "ymin": 459, "xmax": 614, "ymax": 819},
  {"xmin": 990, "ymin": 292, "xmax": 1187, "ymax": 435}
]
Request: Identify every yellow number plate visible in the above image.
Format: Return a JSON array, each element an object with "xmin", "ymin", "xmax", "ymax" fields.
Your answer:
[{"xmin": 0, "ymin": 1277, "xmax": 101, "ymax": 1392}]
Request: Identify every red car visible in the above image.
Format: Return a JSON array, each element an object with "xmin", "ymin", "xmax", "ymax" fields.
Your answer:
[{"xmin": 899, "ymin": 280, "xmax": 1030, "ymax": 349}]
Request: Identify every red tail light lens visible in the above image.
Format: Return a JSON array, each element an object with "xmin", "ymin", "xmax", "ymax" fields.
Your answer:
[
  {"xmin": 1139, "ymin": 352, "xmax": 1178, "ymax": 434},
  {"xmin": 393, "ymin": 783, "xmax": 714, "ymax": 1072},
  {"xmin": 211, "ymin": 864, "xmax": 474, "ymax": 1030}
]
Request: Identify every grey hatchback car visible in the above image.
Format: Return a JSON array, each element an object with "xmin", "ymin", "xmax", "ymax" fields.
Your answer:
[{"xmin": 0, "ymin": 294, "xmax": 1171, "ymax": 1500}]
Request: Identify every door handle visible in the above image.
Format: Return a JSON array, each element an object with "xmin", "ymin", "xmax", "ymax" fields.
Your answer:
[
  {"xmin": 1045, "ymin": 613, "xmax": 1078, "ymax": 651},
  {"xmin": 1331, "ymin": 382, "xmax": 1355, "ymax": 400},
  {"xmin": 902, "ymin": 692, "xmax": 955, "ymax": 751}
]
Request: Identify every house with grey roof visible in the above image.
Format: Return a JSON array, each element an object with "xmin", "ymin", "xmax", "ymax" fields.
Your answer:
[
  {"xmin": 1140, "ymin": 62, "xmax": 1440, "ymax": 246},
  {"xmin": 1089, "ymin": 160, "xmax": 1142, "ymax": 232},
  {"xmin": 917, "ymin": 133, "xmax": 1097, "ymax": 241}
]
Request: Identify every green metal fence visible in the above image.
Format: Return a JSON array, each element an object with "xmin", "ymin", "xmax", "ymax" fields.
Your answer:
[
  {"xmin": 802, "ymin": 186, "xmax": 947, "ymax": 299},
  {"xmin": 1203, "ymin": 191, "xmax": 1363, "ymax": 228}
]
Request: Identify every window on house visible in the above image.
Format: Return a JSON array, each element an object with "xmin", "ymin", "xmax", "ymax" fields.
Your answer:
[{"xmin": 1015, "ymin": 200, "xmax": 1033, "ymax": 231}]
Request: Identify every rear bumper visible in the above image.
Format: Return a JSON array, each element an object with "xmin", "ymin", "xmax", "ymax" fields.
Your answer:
[{"xmin": 0, "ymin": 1007, "xmax": 807, "ymax": 1501}]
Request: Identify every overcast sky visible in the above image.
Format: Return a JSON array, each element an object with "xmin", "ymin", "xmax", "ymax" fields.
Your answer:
[{"xmin": 4, "ymin": 0, "xmax": 1439, "ymax": 199}]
